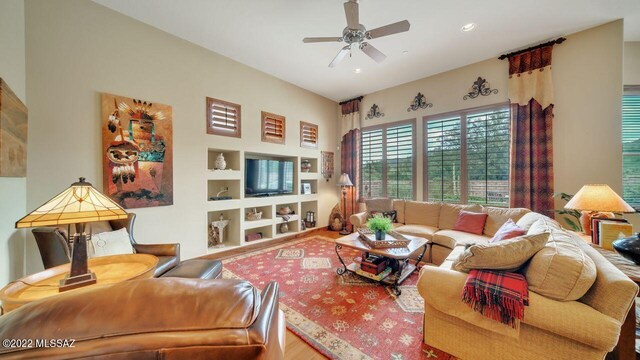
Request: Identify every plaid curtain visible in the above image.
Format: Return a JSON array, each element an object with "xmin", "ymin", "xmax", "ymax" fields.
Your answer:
[
  {"xmin": 508, "ymin": 46, "xmax": 555, "ymax": 214},
  {"xmin": 340, "ymin": 99, "xmax": 361, "ymax": 230}
]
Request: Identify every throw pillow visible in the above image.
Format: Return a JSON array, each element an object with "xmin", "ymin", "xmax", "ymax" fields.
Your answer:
[
  {"xmin": 369, "ymin": 210, "xmax": 398, "ymax": 223},
  {"xmin": 524, "ymin": 229, "xmax": 597, "ymax": 301},
  {"xmin": 89, "ymin": 228, "xmax": 135, "ymax": 258},
  {"xmin": 453, "ymin": 210, "xmax": 488, "ymax": 235},
  {"xmin": 490, "ymin": 219, "xmax": 526, "ymax": 242},
  {"xmin": 452, "ymin": 232, "xmax": 550, "ymax": 273}
]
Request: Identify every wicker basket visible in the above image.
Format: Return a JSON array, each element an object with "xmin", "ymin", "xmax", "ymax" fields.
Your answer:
[{"xmin": 246, "ymin": 209, "xmax": 262, "ymax": 221}]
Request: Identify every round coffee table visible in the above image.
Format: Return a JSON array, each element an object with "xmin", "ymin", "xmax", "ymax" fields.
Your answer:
[{"xmin": 0, "ymin": 253, "xmax": 158, "ymax": 313}]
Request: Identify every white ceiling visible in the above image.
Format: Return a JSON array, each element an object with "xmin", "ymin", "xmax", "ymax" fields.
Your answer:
[{"xmin": 94, "ymin": 0, "xmax": 640, "ymax": 102}]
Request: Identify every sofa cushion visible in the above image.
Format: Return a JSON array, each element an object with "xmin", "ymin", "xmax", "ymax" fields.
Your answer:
[
  {"xmin": 393, "ymin": 199, "xmax": 406, "ymax": 224},
  {"xmin": 482, "ymin": 206, "xmax": 530, "ymax": 237},
  {"xmin": 452, "ymin": 232, "xmax": 550, "ymax": 273},
  {"xmin": 524, "ymin": 229, "xmax": 597, "ymax": 301},
  {"xmin": 490, "ymin": 219, "xmax": 526, "ymax": 242},
  {"xmin": 438, "ymin": 203, "xmax": 482, "ymax": 230},
  {"xmin": 365, "ymin": 198, "xmax": 393, "ymax": 212},
  {"xmin": 527, "ymin": 216, "xmax": 564, "ymax": 235},
  {"xmin": 369, "ymin": 210, "xmax": 398, "ymax": 223},
  {"xmin": 453, "ymin": 210, "xmax": 488, "ymax": 235},
  {"xmin": 89, "ymin": 228, "xmax": 134, "ymax": 258},
  {"xmin": 395, "ymin": 224, "xmax": 438, "ymax": 240},
  {"xmin": 516, "ymin": 212, "xmax": 559, "ymax": 231},
  {"xmin": 432, "ymin": 229, "xmax": 490, "ymax": 249},
  {"xmin": 405, "ymin": 201, "xmax": 441, "ymax": 227}
]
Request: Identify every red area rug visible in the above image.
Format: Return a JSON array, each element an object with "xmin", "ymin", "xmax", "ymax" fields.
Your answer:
[{"xmin": 221, "ymin": 236, "xmax": 458, "ymax": 360}]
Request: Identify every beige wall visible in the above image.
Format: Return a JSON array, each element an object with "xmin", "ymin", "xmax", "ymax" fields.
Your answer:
[
  {"xmin": 625, "ymin": 42, "xmax": 640, "ymax": 85},
  {"xmin": 0, "ymin": 0, "xmax": 26, "ymax": 284},
  {"xmin": 24, "ymin": 0, "xmax": 338, "ymax": 274},
  {"xmin": 362, "ymin": 20, "xmax": 627, "ymax": 222}
]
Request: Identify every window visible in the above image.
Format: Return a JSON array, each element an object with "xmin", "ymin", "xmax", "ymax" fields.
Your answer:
[
  {"xmin": 361, "ymin": 120, "xmax": 415, "ymax": 200},
  {"xmin": 622, "ymin": 86, "xmax": 640, "ymax": 209},
  {"xmin": 425, "ymin": 104, "xmax": 510, "ymax": 206},
  {"xmin": 300, "ymin": 121, "xmax": 318, "ymax": 149},
  {"xmin": 206, "ymin": 97, "xmax": 241, "ymax": 138},
  {"xmin": 261, "ymin": 111, "xmax": 286, "ymax": 144}
]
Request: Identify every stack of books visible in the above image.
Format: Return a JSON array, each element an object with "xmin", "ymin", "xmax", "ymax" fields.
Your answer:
[{"xmin": 590, "ymin": 217, "xmax": 633, "ymax": 250}]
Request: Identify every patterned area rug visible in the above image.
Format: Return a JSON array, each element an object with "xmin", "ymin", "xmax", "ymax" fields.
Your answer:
[{"xmin": 221, "ymin": 236, "xmax": 457, "ymax": 360}]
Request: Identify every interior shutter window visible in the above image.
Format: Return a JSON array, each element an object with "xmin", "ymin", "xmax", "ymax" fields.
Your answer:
[
  {"xmin": 261, "ymin": 111, "xmax": 286, "ymax": 144},
  {"xmin": 206, "ymin": 97, "xmax": 241, "ymax": 138},
  {"xmin": 426, "ymin": 117, "xmax": 462, "ymax": 203},
  {"xmin": 623, "ymin": 90, "xmax": 640, "ymax": 209},
  {"xmin": 466, "ymin": 109, "xmax": 510, "ymax": 206},
  {"xmin": 300, "ymin": 121, "xmax": 319, "ymax": 149},
  {"xmin": 361, "ymin": 128, "xmax": 384, "ymax": 199},
  {"xmin": 386, "ymin": 124, "xmax": 414, "ymax": 199}
]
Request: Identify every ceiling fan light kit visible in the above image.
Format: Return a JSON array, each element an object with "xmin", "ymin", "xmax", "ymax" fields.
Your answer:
[{"xmin": 302, "ymin": 0, "xmax": 410, "ymax": 68}]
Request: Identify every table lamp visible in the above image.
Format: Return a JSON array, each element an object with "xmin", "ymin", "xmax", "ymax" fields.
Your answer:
[
  {"xmin": 16, "ymin": 177, "xmax": 128, "ymax": 292},
  {"xmin": 564, "ymin": 184, "xmax": 635, "ymax": 234},
  {"xmin": 337, "ymin": 173, "xmax": 354, "ymax": 235}
]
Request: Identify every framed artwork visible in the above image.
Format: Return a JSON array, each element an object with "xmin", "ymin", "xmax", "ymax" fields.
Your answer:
[
  {"xmin": 0, "ymin": 78, "xmax": 28, "ymax": 177},
  {"xmin": 302, "ymin": 182, "xmax": 312, "ymax": 194},
  {"xmin": 101, "ymin": 93, "xmax": 173, "ymax": 208},
  {"xmin": 321, "ymin": 151, "xmax": 334, "ymax": 181}
]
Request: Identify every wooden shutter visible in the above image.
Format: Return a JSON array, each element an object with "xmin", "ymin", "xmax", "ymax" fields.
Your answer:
[
  {"xmin": 261, "ymin": 111, "xmax": 286, "ymax": 144},
  {"xmin": 206, "ymin": 97, "xmax": 241, "ymax": 138},
  {"xmin": 466, "ymin": 109, "xmax": 510, "ymax": 206},
  {"xmin": 425, "ymin": 117, "xmax": 462, "ymax": 203},
  {"xmin": 386, "ymin": 123, "xmax": 415, "ymax": 199},
  {"xmin": 623, "ymin": 88, "xmax": 640, "ymax": 209},
  {"xmin": 300, "ymin": 121, "xmax": 318, "ymax": 149},
  {"xmin": 361, "ymin": 128, "xmax": 384, "ymax": 199}
]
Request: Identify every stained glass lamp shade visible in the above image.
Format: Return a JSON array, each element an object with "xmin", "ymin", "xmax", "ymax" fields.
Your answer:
[{"xmin": 16, "ymin": 178, "xmax": 128, "ymax": 291}]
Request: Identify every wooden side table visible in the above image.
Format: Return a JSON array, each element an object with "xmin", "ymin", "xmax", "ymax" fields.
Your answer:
[{"xmin": 0, "ymin": 254, "xmax": 158, "ymax": 313}]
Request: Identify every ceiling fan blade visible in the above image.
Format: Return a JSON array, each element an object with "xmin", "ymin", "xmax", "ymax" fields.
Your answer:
[
  {"xmin": 303, "ymin": 37, "xmax": 343, "ymax": 43},
  {"xmin": 329, "ymin": 46, "xmax": 351, "ymax": 68},
  {"xmin": 360, "ymin": 42, "xmax": 386, "ymax": 63},
  {"xmin": 344, "ymin": 1, "xmax": 359, "ymax": 29},
  {"xmin": 366, "ymin": 20, "xmax": 410, "ymax": 39}
]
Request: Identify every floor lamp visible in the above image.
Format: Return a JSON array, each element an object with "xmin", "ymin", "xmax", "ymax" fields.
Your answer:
[{"xmin": 337, "ymin": 173, "xmax": 353, "ymax": 235}]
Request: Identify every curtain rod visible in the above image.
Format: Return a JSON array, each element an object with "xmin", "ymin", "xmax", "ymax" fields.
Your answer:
[
  {"xmin": 339, "ymin": 96, "xmax": 363, "ymax": 105},
  {"xmin": 498, "ymin": 37, "xmax": 566, "ymax": 60}
]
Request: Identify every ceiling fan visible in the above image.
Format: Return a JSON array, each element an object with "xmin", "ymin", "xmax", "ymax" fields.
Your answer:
[{"xmin": 302, "ymin": 0, "xmax": 410, "ymax": 68}]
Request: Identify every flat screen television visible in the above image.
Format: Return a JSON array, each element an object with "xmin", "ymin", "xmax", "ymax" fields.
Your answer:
[{"xmin": 245, "ymin": 158, "xmax": 294, "ymax": 197}]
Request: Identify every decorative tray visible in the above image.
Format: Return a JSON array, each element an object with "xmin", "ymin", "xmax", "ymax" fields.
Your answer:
[{"xmin": 357, "ymin": 229, "xmax": 411, "ymax": 248}]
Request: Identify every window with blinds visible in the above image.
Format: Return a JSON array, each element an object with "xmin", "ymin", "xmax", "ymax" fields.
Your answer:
[
  {"xmin": 300, "ymin": 121, "xmax": 319, "ymax": 149},
  {"xmin": 425, "ymin": 117, "xmax": 462, "ymax": 203},
  {"xmin": 360, "ymin": 121, "xmax": 415, "ymax": 200},
  {"xmin": 424, "ymin": 104, "xmax": 510, "ymax": 205},
  {"xmin": 206, "ymin": 97, "xmax": 241, "ymax": 138},
  {"xmin": 622, "ymin": 87, "xmax": 640, "ymax": 209},
  {"xmin": 261, "ymin": 111, "xmax": 286, "ymax": 145}
]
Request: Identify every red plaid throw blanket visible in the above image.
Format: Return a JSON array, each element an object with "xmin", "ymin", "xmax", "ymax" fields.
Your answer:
[{"xmin": 461, "ymin": 270, "xmax": 529, "ymax": 328}]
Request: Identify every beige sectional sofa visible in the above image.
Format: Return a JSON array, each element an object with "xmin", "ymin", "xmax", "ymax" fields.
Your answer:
[{"xmin": 350, "ymin": 199, "xmax": 638, "ymax": 360}]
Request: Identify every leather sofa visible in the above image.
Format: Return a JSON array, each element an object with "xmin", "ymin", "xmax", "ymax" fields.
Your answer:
[
  {"xmin": 351, "ymin": 199, "xmax": 638, "ymax": 360},
  {"xmin": 0, "ymin": 278, "xmax": 285, "ymax": 359},
  {"xmin": 32, "ymin": 213, "xmax": 180, "ymax": 277}
]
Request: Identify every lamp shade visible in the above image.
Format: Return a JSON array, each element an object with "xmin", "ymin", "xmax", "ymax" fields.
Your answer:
[
  {"xmin": 337, "ymin": 173, "xmax": 353, "ymax": 187},
  {"xmin": 16, "ymin": 177, "xmax": 128, "ymax": 228},
  {"xmin": 564, "ymin": 184, "xmax": 635, "ymax": 213}
]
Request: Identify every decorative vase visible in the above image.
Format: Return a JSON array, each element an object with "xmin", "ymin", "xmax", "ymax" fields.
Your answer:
[
  {"xmin": 215, "ymin": 153, "xmax": 227, "ymax": 170},
  {"xmin": 279, "ymin": 222, "xmax": 289, "ymax": 234},
  {"xmin": 301, "ymin": 160, "xmax": 311, "ymax": 173},
  {"xmin": 612, "ymin": 234, "xmax": 640, "ymax": 264},
  {"xmin": 375, "ymin": 230, "xmax": 386, "ymax": 240}
]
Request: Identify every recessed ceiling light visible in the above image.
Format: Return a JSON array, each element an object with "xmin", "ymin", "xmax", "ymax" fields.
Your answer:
[
  {"xmin": 402, "ymin": 50, "xmax": 409, "ymax": 55},
  {"xmin": 353, "ymin": 68, "xmax": 362, "ymax": 74},
  {"xmin": 461, "ymin": 23, "xmax": 476, "ymax": 32}
]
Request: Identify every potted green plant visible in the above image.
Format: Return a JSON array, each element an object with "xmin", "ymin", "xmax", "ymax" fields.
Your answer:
[{"xmin": 366, "ymin": 215, "xmax": 393, "ymax": 240}]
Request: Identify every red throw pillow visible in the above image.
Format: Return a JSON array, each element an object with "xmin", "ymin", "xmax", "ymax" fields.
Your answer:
[
  {"xmin": 489, "ymin": 219, "xmax": 526, "ymax": 243},
  {"xmin": 453, "ymin": 210, "xmax": 488, "ymax": 235}
]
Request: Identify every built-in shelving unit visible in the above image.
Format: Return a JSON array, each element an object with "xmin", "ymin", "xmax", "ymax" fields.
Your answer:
[{"xmin": 205, "ymin": 148, "xmax": 320, "ymax": 253}]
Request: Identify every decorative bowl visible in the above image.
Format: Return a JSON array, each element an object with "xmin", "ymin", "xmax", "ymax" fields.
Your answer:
[
  {"xmin": 612, "ymin": 234, "xmax": 640, "ymax": 264},
  {"xmin": 278, "ymin": 206, "xmax": 292, "ymax": 215}
]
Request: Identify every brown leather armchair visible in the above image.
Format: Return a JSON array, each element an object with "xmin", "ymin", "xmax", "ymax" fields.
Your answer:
[
  {"xmin": 0, "ymin": 278, "xmax": 284, "ymax": 359},
  {"xmin": 32, "ymin": 213, "xmax": 180, "ymax": 277}
]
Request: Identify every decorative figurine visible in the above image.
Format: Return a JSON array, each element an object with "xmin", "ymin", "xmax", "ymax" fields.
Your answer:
[{"xmin": 215, "ymin": 153, "xmax": 227, "ymax": 170}]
